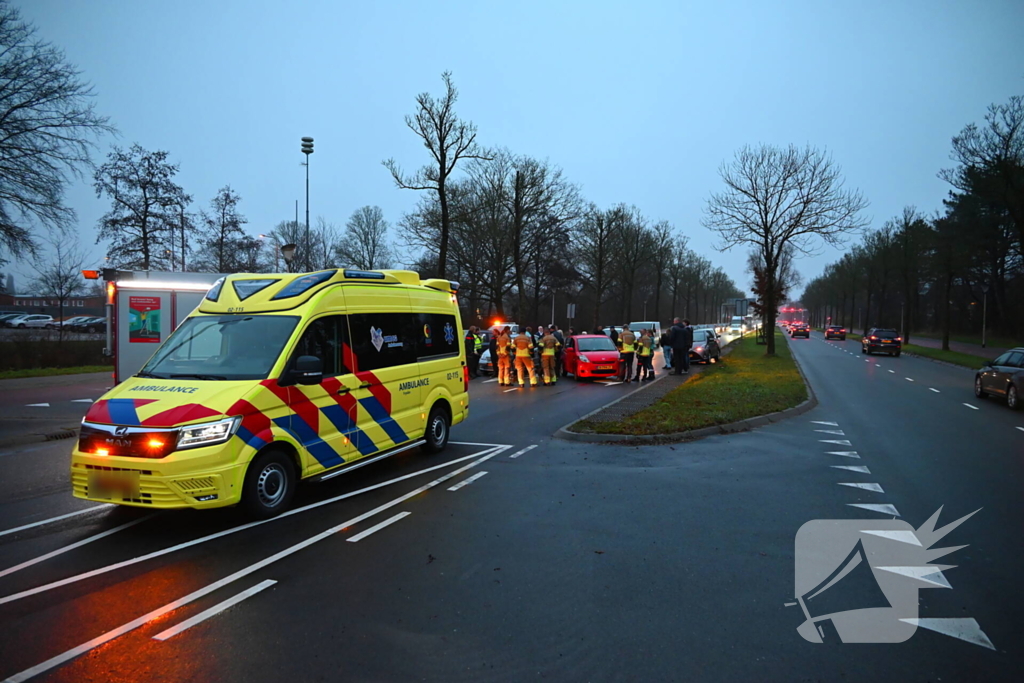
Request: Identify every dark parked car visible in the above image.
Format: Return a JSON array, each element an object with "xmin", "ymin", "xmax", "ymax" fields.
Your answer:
[
  {"xmin": 824, "ymin": 325, "xmax": 847, "ymax": 340},
  {"xmin": 974, "ymin": 347, "xmax": 1024, "ymax": 410},
  {"xmin": 790, "ymin": 324, "xmax": 810, "ymax": 338},
  {"xmin": 70, "ymin": 316, "xmax": 106, "ymax": 333},
  {"xmin": 689, "ymin": 328, "xmax": 722, "ymax": 363},
  {"xmin": 862, "ymin": 328, "xmax": 902, "ymax": 356}
]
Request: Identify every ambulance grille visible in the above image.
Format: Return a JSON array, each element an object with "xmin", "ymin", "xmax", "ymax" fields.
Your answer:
[{"xmin": 174, "ymin": 477, "xmax": 216, "ymax": 494}]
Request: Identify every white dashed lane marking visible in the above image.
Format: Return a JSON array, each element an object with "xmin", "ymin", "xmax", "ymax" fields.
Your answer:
[
  {"xmin": 810, "ymin": 421, "xmax": 839, "ymax": 426},
  {"xmin": 888, "ymin": 370, "xmax": 895, "ymax": 374},
  {"xmin": 905, "ymin": 378, "xmax": 914, "ymax": 382},
  {"xmin": 826, "ymin": 451, "xmax": 860, "ymax": 458},
  {"xmin": 820, "ymin": 439, "xmax": 853, "ymax": 446},
  {"xmin": 963, "ymin": 403, "xmax": 979, "ymax": 410},
  {"xmin": 25, "ymin": 403, "xmax": 49, "ymax": 408},
  {"xmin": 1018, "ymin": 427, "xmax": 1024, "ymax": 433},
  {"xmin": 831, "ymin": 465, "xmax": 871, "ymax": 473},
  {"xmin": 930, "ymin": 388, "xmax": 940, "ymax": 393},
  {"xmin": 447, "ymin": 471, "xmax": 488, "ymax": 491},
  {"xmin": 814, "ymin": 429, "xmax": 845, "ymax": 435},
  {"xmin": 346, "ymin": 511, "xmax": 411, "ymax": 543}
]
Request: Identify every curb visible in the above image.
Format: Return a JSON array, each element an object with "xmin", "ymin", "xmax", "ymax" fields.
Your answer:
[
  {"xmin": 901, "ymin": 351, "xmax": 977, "ymax": 373},
  {"xmin": 555, "ymin": 335, "xmax": 818, "ymax": 445}
]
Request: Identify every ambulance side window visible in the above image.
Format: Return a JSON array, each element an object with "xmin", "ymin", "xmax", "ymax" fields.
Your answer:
[
  {"xmin": 347, "ymin": 313, "xmax": 417, "ymax": 371},
  {"xmin": 416, "ymin": 313, "xmax": 460, "ymax": 360},
  {"xmin": 290, "ymin": 316, "xmax": 353, "ymax": 377}
]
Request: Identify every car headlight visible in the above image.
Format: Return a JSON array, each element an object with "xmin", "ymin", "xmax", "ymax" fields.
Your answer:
[
  {"xmin": 695, "ymin": 346, "xmax": 704, "ymax": 353},
  {"xmin": 578, "ymin": 355, "xmax": 592, "ymax": 363},
  {"xmin": 178, "ymin": 416, "xmax": 241, "ymax": 449}
]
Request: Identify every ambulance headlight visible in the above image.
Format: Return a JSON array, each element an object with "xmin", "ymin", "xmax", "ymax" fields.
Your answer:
[{"xmin": 178, "ymin": 416, "xmax": 241, "ymax": 449}]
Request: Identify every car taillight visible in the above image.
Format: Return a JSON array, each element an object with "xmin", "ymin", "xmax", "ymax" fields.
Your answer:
[
  {"xmin": 463, "ymin": 365, "xmax": 469, "ymax": 392},
  {"xmin": 840, "ymin": 329, "xmax": 846, "ymax": 333}
]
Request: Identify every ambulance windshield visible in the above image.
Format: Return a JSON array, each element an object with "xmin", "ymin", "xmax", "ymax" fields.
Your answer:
[{"xmin": 139, "ymin": 315, "xmax": 300, "ymax": 381}]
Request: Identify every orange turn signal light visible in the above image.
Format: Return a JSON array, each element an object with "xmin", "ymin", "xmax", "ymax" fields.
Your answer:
[{"xmin": 81, "ymin": 270, "xmax": 100, "ymax": 280}]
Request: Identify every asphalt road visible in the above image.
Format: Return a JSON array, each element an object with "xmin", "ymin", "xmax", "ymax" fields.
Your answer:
[{"xmin": 0, "ymin": 331, "xmax": 1020, "ymax": 682}]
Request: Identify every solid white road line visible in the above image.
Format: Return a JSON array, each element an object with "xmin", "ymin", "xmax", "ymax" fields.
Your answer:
[
  {"xmin": 152, "ymin": 579, "xmax": 277, "ymax": 641},
  {"xmin": 0, "ymin": 516, "xmax": 151, "ymax": 580},
  {"xmin": 450, "ymin": 441, "xmax": 514, "ymax": 447},
  {"xmin": 0, "ymin": 445, "xmax": 510, "ymax": 606},
  {"xmin": 839, "ymin": 482, "xmax": 884, "ymax": 493},
  {"xmin": 70, "ymin": 399, "xmax": 94, "ymax": 403},
  {"xmin": 3, "ymin": 445, "xmax": 513, "ymax": 681},
  {"xmin": 810, "ymin": 421, "xmax": 839, "ymax": 426},
  {"xmin": 905, "ymin": 377, "xmax": 915, "ymax": 382},
  {"xmin": 0, "ymin": 505, "xmax": 113, "ymax": 538},
  {"xmin": 930, "ymin": 388, "xmax": 941, "ymax": 393},
  {"xmin": 509, "ymin": 445, "xmax": 538, "ymax": 459},
  {"xmin": 346, "ymin": 511, "xmax": 411, "ymax": 542},
  {"xmin": 963, "ymin": 403, "xmax": 979, "ymax": 410},
  {"xmin": 831, "ymin": 465, "xmax": 870, "ymax": 473},
  {"xmin": 848, "ymin": 503, "xmax": 901, "ymax": 516},
  {"xmin": 503, "ymin": 388, "xmax": 518, "ymax": 393},
  {"xmin": 899, "ymin": 618, "xmax": 996, "ymax": 650},
  {"xmin": 602, "ymin": 381, "xmax": 624, "ymax": 386},
  {"xmin": 482, "ymin": 379, "xmax": 498, "ymax": 383},
  {"xmin": 819, "ymin": 439, "xmax": 853, "ymax": 446},
  {"xmin": 447, "ymin": 471, "xmax": 488, "ymax": 491},
  {"xmin": 814, "ymin": 429, "xmax": 845, "ymax": 435},
  {"xmin": 825, "ymin": 451, "xmax": 860, "ymax": 458},
  {"xmin": 25, "ymin": 403, "xmax": 49, "ymax": 407}
]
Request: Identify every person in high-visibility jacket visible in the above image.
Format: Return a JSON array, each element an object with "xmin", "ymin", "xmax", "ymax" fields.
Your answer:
[
  {"xmin": 636, "ymin": 329, "xmax": 655, "ymax": 382},
  {"xmin": 618, "ymin": 324, "xmax": 637, "ymax": 382},
  {"xmin": 513, "ymin": 331, "xmax": 538, "ymax": 388},
  {"xmin": 495, "ymin": 326, "xmax": 513, "ymax": 386},
  {"xmin": 465, "ymin": 326, "xmax": 481, "ymax": 378},
  {"xmin": 538, "ymin": 330, "xmax": 561, "ymax": 385}
]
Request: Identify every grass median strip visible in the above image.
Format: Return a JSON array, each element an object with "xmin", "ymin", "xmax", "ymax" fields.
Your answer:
[
  {"xmin": 572, "ymin": 331, "xmax": 806, "ymax": 436},
  {"xmin": 0, "ymin": 365, "xmax": 112, "ymax": 380},
  {"xmin": 824, "ymin": 330, "xmax": 992, "ymax": 368}
]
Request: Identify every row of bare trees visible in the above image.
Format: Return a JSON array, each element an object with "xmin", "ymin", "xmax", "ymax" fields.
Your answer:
[{"xmin": 801, "ymin": 94, "xmax": 1023, "ymax": 349}]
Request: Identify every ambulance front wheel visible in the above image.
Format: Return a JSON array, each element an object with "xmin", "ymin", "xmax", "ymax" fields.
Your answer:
[
  {"xmin": 422, "ymin": 404, "xmax": 450, "ymax": 454},
  {"xmin": 242, "ymin": 449, "xmax": 297, "ymax": 518}
]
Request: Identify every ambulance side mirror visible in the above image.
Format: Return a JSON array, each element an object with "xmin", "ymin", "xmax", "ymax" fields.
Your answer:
[{"xmin": 290, "ymin": 355, "xmax": 323, "ymax": 386}]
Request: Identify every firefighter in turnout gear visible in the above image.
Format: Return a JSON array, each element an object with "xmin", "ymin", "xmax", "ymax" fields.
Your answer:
[
  {"xmin": 539, "ymin": 330, "xmax": 561, "ymax": 385},
  {"xmin": 513, "ymin": 331, "xmax": 538, "ymax": 388},
  {"xmin": 496, "ymin": 326, "xmax": 513, "ymax": 386}
]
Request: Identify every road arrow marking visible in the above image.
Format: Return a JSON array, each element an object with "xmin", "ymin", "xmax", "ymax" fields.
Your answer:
[
  {"xmin": 819, "ymin": 439, "xmax": 852, "ymax": 446},
  {"xmin": 877, "ymin": 566, "xmax": 952, "ymax": 589},
  {"xmin": 825, "ymin": 451, "xmax": 860, "ymax": 458},
  {"xmin": 839, "ymin": 482, "xmax": 884, "ymax": 493},
  {"xmin": 848, "ymin": 503, "xmax": 900, "ymax": 516},
  {"xmin": 25, "ymin": 403, "xmax": 49, "ymax": 408},
  {"xmin": 898, "ymin": 618, "xmax": 995, "ymax": 650},
  {"xmin": 831, "ymin": 465, "xmax": 870, "ymax": 473},
  {"xmin": 861, "ymin": 529, "xmax": 921, "ymax": 546}
]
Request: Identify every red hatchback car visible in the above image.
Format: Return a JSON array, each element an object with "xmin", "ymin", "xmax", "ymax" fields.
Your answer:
[{"xmin": 563, "ymin": 334, "xmax": 621, "ymax": 380}]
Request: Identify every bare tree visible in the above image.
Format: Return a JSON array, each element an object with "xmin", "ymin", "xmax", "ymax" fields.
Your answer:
[
  {"xmin": 576, "ymin": 205, "xmax": 619, "ymax": 329},
  {"xmin": 383, "ymin": 71, "xmax": 489, "ymax": 278},
  {"xmin": 32, "ymin": 227, "xmax": 85, "ymax": 341},
  {"xmin": 270, "ymin": 218, "xmax": 338, "ymax": 271},
  {"xmin": 336, "ymin": 206, "xmax": 394, "ymax": 270},
  {"xmin": 0, "ymin": 2, "xmax": 114, "ymax": 264},
  {"xmin": 195, "ymin": 185, "xmax": 246, "ymax": 272},
  {"xmin": 94, "ymin": 144, "xmax": 190, "ymax": 270},
  {"xmin": 703, "ymin": 144, "xmax": 868, "ymax": 354}
]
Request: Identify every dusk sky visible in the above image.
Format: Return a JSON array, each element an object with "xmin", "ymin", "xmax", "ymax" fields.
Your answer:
[{"xmin": 11, "ymin": 0, "xmax": 1024, "ymax": 300}]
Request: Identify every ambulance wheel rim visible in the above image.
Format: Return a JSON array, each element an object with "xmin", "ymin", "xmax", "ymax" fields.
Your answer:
[
  {"xmin": 429, "ymin": 414, "xmax": 447, "ymax": 445},
  {"xmin": 256, "ymin": 463, "xmax": 288, "ymax": 507}
]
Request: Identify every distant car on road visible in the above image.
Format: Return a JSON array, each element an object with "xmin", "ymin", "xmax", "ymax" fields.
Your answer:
[
  {"xmin": 689, "ymin": 328, "xmax": 722, "ymax": 363},
  {"xmin": 824, "ymin": 325, "xmax": 847, "ymax": 340},
  {"xmin": 790, "ymin": 323, "xmax": 810, "ymax": 338},
  {"xmin": 974, "ymin": 347, "xmax": 1024, "ymax": 410},
  {"xmin": 862, "ymin": 328, "xmax": 901, "ymax": 356},
  {"xmin": 5, "ymin": 314, "xmax": 53, "ymax": 329},
  {"xmin": 563, "ymin": 334, "xmax": 621, "ymax": 380}
]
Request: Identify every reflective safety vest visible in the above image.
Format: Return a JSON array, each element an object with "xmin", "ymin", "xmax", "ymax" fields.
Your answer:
[
  {"xmin": 496, "ymin": 334, "xmax": 512, "ymax": 356},
  {"xmin": 619, "ymin": 331, "xmax": 637, "ymax": 353},
  {"xmin": 513, "ymin": 334, "xmax": 533, "ymax": 357},
  {"xmin": 539, "ymin": 334, "xmax": 560, "ymax": 356},
  {"xmin": 473, "ymin": 334, "xmax": 483, "ymax": 353},
  {"xmin": 637, "ymin": 337, "xmax": 653, "ymax": 356}
]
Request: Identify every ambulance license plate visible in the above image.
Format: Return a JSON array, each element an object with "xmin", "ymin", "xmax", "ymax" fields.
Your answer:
[{"xmin": 89, "ymin": 471, "xmax": 140, "ymax": 499}]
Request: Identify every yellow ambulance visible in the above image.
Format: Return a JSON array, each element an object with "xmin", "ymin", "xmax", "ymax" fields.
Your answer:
[{"xmin": 71, "ymin": 269, "xmax": 469, "ymax": 517}]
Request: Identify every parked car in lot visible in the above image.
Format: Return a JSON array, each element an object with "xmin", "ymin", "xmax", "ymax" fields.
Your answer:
[
  {"xmin": 57, "ymin": 316, "xmax": 95, "ymax": 329},
  {"xmin": 974, "ymin": 348, "xmax": 1024, "ymax": 410},
  {"xmin": 629, "ymin": 321, "xmax": 663, "ymax": 340},
  {"xmin": 862, "ymin": 328, "xmax": 901, "ymax": 356},
  {"xmin": 0, "ymin": 312, "xmax": 24, "ymax": 325},
  {"xmin": 689, "ymin": 328, "xmax": 722, "ymax": 363},
  {"xmin": 69, "ymin": 316, "xmax": 106, "ymax": 333},
  {"xmin": 824, "ymin": 325, "xmax": 847, "ymax": 340},
  {"xmin": 563, "ymin": 334, "xmax": 621, "ymax": 380},
  {"xmin": 790, "ymin": 323, "xmax": 810, "ymax": 338},
  {"xmin": 4, "ymin": 314, "xmax": 53, "ymax": 328}
]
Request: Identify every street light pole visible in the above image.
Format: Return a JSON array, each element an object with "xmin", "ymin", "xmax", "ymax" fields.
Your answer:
[
  {"xmin": 301, "ymin": 137, "xmax": 314, "ymax": 272},
  {"xmin": 981, "ymin": 282, "xmax": 990, "ymax": 348}
]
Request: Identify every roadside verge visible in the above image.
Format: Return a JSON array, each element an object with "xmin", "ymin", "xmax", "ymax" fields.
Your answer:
[{"xmin": 556, "ymin": 331, "xmax": 816, "ymax": 444}]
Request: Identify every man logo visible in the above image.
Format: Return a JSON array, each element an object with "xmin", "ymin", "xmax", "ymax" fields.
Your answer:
[
  {"xmin": 114, "ymin": 426, "xmax": 129, "ymax": 436},
  {"xmin": 791, "ymin": 507, "xmax": 979, "ymax": 644}
]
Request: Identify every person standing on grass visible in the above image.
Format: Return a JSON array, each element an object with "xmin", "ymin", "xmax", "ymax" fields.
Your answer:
[{"xmin": 669, "ymin": 317, "xmax": 693, "ymax": 375}]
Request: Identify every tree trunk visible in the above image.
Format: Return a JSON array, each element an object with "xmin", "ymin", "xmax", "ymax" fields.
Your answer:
[
  {"xmin": 941, "ymin": 273, "xmax": 953, "ymax": 351},
  {"xmin": 437, "ymin": 180, "xmax": 450, "ymax": 278}
]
